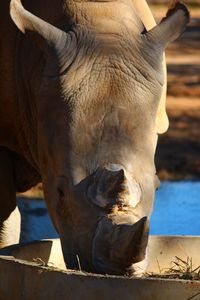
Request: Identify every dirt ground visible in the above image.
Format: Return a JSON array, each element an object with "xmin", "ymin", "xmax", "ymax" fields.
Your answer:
[{"xmin": 151, "ymin": 4, "xmax": 200, "ymax": 179}]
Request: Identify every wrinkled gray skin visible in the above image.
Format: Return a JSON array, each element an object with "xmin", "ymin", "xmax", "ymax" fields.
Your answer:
[{"xmin": 0, "ymin": 0, "xmax": 189, "ymax": 275}]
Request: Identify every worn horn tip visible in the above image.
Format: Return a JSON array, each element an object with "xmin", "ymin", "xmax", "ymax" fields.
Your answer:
[{"xmin": 115, "ymin": 168, "xmax": 125, "ymax": 182}]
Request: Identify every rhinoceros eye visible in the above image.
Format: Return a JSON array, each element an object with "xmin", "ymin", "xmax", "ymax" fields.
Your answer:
[{"xmin": 57, "ymin": 187, "xmax": 65, "ymax": 199}]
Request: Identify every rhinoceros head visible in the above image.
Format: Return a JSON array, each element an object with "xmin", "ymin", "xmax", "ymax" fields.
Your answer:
[{"xmin": 10, "ymin": 0, "xmax": 189, "ymax": 275}]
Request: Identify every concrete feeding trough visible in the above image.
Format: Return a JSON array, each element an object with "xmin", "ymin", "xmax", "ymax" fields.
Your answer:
[{"xmin": 0, "ymin": 236, "xmax": 200, "ymax": 300}]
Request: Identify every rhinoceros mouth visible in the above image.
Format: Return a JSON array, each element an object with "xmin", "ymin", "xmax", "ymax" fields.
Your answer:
[{"xmin": 92, "ymin": 214, "xmax": 149, "ymax": 275}]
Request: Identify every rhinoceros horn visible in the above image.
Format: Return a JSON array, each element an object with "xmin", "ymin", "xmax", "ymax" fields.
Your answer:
[{"xmin": 92, "ymin": 216, "xmax": 149, "ymax": 275}]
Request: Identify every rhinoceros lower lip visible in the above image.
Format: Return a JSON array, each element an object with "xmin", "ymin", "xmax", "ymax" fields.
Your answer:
[{"xmin": 92, "ymin": 215, "xmax": 149, "ymax": 275}]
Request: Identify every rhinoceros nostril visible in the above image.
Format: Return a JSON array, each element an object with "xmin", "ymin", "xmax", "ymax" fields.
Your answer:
[{"xmin": 57, "ymin": 187, "xmax": 67, "ymax": 217}]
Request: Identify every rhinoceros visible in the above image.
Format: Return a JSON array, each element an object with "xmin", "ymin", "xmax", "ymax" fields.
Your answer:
[{"xmin": 0, "ymin": 0, "xmax": 189, "ymax": 275}]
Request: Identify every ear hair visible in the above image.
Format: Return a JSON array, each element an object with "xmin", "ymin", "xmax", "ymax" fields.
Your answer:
[{"xmin": 163, "ymin": 2, "xmax": 190, "ymax": 24}]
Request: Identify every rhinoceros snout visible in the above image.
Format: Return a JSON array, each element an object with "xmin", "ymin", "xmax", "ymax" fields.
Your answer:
[
  {"xmin": 55, "ymin": 165, "xmax": 149, "ymax": 275},
  {"xmin": 92, "ymin": 215, "xmax": 149, "ymax": 275},
  {"xmin": 86, "ymin": 164, "xmax": 149, "ymax": 275}
]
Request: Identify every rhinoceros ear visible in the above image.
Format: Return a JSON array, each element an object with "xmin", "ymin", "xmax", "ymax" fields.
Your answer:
[
  {"xmin": 10, "ymin": 0, "xmax": 68, "ymax": 59},
  {"xmin": 145, "ymin": 2, "xmax": 189, "ymax": 49}
]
